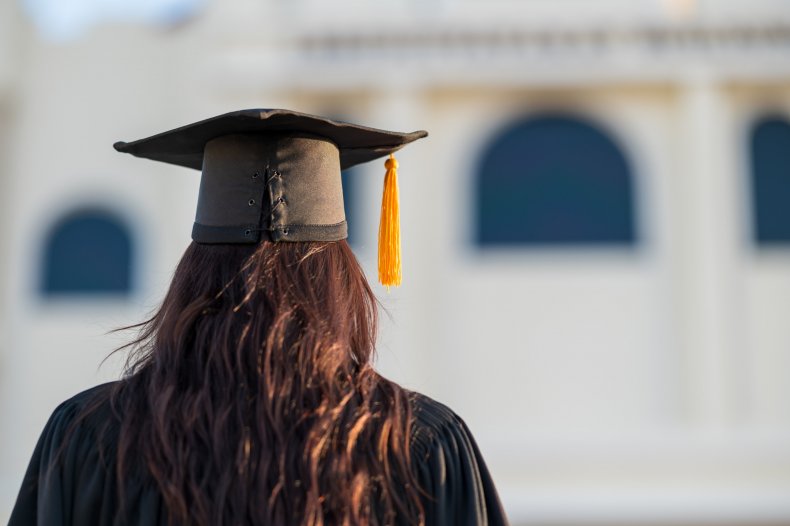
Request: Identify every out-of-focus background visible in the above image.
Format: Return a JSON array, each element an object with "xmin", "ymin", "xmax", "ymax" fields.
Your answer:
[{"xmin": 2, "ymin": 0, "xmax": 790, "ymax": 523}]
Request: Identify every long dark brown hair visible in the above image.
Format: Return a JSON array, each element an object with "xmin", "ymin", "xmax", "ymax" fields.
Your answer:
[{"xmin": 94, "ymin": 240, "xmax": 424, "ymax": 525}]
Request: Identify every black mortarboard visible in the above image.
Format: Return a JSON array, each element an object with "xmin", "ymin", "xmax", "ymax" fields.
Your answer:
[{"xmin": 113, "ymin": 108, "xmax": 428, "ymax": 286}]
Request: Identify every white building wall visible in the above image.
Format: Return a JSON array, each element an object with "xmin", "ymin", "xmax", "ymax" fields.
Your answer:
[{"xmin": 2, "ymin": 0, "xmax": 790, "ymax": 524}]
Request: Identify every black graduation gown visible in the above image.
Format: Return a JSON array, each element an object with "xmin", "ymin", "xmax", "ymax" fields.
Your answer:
[{"xmin": 9, "ymin": 382, "xmax": 509, "ymax": 526}]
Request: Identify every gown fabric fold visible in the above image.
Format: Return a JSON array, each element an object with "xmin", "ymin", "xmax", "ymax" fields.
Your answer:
[{"xmin": 9, "ymin": 382, "xmax": 508, "ymax": 526}]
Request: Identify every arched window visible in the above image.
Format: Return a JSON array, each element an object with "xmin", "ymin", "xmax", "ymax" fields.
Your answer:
[
  {"xmin": 341, "ymin": 167, "xmax": 360, "ymax": 246},
  {"xmin": 41, "ymin": 208, "xmax": 134, "ymax": 296},
  {"xmin": 750, "ymin": 115, "xmax": 790, "ymax": 245},
  {"xmin": 476, "ymin": 114, "xmax": 636, "ymax": 246}
]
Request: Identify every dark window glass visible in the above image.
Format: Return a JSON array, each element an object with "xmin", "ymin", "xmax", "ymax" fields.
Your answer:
[
  {"xmin": 341, "ymin": 168, "xmax": 359, "ymax": 246},
  {"xmin": 476, "ymin": 114, "xmax": 636, "ymax": 246},
  {"xmin": 41, "ymin": 209, "xmax": 133, "ymax": 296},
  {"xmin": 750, "ymin": 115, "xmax": 790, "ymax": 245}
]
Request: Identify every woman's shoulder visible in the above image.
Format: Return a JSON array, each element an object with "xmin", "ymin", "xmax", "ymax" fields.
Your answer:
[
  {"xmin": 31, "ymin": 380, "xmax": 123, "ymax": 462},
  {"xmin": 405, "ymin": 390, "xmax": 484, "ymax": 460},
  {"xmin": 8, "ymin": 381, "xmax": 123, "ymax": 525},
  {"xmin": 407, "ymin": 391, "xmax": 469, "ymax": 442},
  {"xmin": 408, "ymin": 391, "xmax": 460, "ymax": 421},
  {"xmin": 48, "ymin": 381, "xmax": 120, "ymax": 429},
  {"xmin": 404, "ymin": 391, "xmax": 510, "ymax": 525},
  {"xmin": 59, "ymin": 380, "xmax": 119, "ymax": 409}
]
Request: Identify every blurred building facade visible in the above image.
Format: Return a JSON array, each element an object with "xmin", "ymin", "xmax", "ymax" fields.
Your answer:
[{"xmin": 1, "ymin": 0, "xmax": 790, "ymax": 524}]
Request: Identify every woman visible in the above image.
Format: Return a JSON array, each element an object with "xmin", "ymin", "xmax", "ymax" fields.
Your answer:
[{"xmin": 9, "ymin": 109, "xmax": 508, "ymax": 525}]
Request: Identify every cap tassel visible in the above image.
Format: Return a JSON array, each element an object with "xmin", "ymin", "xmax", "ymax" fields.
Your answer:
[{"xmin": 378, "ymin": 154, "xmax": 401, "ymax": 289}]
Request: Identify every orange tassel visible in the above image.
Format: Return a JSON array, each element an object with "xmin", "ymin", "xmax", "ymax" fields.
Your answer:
[{"xmin": 378, "ymin": 154, "xmax": 401, "ymax": 289}]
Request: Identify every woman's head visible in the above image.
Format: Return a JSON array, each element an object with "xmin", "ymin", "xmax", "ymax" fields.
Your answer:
[{"xmin": 108, "ymin": 240, "xmax": 423, "ymax": 525}]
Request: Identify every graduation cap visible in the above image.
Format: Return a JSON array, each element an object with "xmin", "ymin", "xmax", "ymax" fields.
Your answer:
[{"xmin": 114, "ymin": 109, "xmax": 428, "ymax": 287}]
